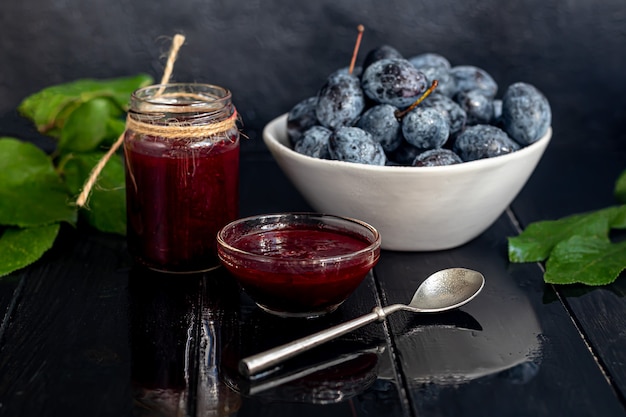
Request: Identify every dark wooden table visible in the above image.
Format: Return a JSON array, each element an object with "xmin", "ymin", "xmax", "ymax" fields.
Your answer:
[{"xmin": 1, "ymin": 137, "xmax": 625, "ymax": 417}]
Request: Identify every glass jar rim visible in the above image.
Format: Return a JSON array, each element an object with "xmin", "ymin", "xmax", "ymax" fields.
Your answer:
[
  {"xmin": 216, "ymin": 212, "xmax": 382, "ymax": 265},
  {"xmin": 130, "ymin": 83, "xmax": 233, "ymax": 114}
]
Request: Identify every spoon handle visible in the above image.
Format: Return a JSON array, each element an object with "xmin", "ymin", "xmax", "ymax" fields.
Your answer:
[{"xmin": 239, "ymin": 307, "xmax": 386, "ymax": 377}]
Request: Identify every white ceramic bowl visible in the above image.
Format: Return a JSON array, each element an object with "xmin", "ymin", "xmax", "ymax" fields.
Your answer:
[{"xmin": 263, "ymin": 114, "xmax": 551, "ymax": 251}]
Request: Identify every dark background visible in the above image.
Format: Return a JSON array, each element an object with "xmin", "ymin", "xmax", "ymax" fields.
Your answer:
[
  {"xmin": 1, "ymin": 3, "xmax": 626, "ymax": 416},
  {"xmin": 1, "ymin": 0, "xmax": 625, "ymax": 157}
]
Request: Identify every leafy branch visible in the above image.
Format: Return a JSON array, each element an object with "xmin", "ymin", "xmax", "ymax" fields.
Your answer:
[
  {"xmin": 508, "ymin": 170, "xmax": 626, "ymax": 285},
  {"xmin": 0, "ymin": 74, "xmax": 153, "ymax": 277}
]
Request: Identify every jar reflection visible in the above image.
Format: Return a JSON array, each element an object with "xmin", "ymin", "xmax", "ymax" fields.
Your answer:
[
  {"xmin": 220, "ymin": 305, "xmax": 382, "ymax": 406},
  {"xmin": 197, "ymin": 268, "xmax": 242, "ymax": 416},
  {"xmin": 129, "ymin": 267, "xmax": 241, "ymax": 416}
]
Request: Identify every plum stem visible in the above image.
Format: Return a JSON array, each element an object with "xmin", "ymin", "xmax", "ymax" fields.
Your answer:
[
  {"xmin": 395, "ymin": 80, "xmax": 439, "ymax": 119},
  {"xmin": 349, "ymin": 25, "xmax": 365, "ymax": 75}
]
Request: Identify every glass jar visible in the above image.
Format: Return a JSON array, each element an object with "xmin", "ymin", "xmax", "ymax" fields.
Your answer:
[{"xmin": 124, "ymin": 83, "xmax": 240, "ymax": 273}]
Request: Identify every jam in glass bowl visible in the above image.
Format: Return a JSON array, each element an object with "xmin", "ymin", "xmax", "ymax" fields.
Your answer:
[{"xmin": 217, "ymin": 213, "xmax": 381, "ymax": 318}]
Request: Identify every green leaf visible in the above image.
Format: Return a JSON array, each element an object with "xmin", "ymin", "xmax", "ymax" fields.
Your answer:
[
  {"xmin": 508, "ymin": 171, "xmax": 626, "ymax": 286},
  {"xmin": 0, "ymin": 138, "xmax": 77, "ymax": 227},
  {"xmin": 507, "ymin": 206, "xmax": 624, "ymax": 263},
  {"xmin": 93, "ymin": 74, "xmax": 155, "ymax": 109},
  {"xmin": 611, "ymin": 205, "xmax": 626, "ymax": 229},
  {"xmin": 61, "ymin": 152, "xmax": 126, "ymax": 235},
  {"xmin": 0, "ymin": 224, "xmax": 60, "ymax": 277},
  {"xmin": 615, "ymin": 169, "xmax": 626, "ymax": 204},
  {"xmin": 18, "ymin": 74, "xmax": 153, "ymax": 136},
  {"xmin": 103, "ymin": 118, "xmax": 128, "ymax": 147},
  {"xmin": 544, "ymin": 235, "xmax": 626, "ymax": 285},
  {"xmin": 58, "ymin": 98, "xmax": 122, "ymax": 153}
]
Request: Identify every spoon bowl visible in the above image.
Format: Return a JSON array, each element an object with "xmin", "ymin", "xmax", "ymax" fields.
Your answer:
[
  {"xmin": 240, "ymin": 267, "xmax": 485, "ymax": 377},
  {"xmin": 406, "ymin": 268, "xmax": 485, "ymax": 313}
]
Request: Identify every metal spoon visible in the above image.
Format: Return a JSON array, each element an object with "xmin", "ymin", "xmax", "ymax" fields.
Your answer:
[{"xmin": 240, "ymin": 267, "xmax": 485, "ymax": 377}]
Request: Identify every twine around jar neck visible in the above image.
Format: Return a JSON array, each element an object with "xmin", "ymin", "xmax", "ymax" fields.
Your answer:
[{"xmin": 125, "ymin": 108, "xmax": 239, "ymax": 139}]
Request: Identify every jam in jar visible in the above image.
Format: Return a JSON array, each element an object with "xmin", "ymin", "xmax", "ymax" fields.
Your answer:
[{"xmin": 124, "ymin": 83, "xmax": 240, "ymax": 273}]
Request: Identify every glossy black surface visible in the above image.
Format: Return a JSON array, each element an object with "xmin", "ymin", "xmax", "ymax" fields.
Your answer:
[
  {"xmin": 1, "ymin": 147, "xmax": 625, "ymax": 416},
  {"xmin": 1, "ymin": 0, "xmax": 626, "ymax": 415}
]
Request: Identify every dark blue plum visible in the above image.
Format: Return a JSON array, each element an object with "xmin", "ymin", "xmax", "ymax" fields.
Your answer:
[
  {"xmin": 356, "ymin": 104, "xmax": 402, "ymax": 152},
  {"xmin": 401, "ymin": 107, "xmax": 450, "ymax": 149},
  {"xmin": 287, "ymin": 97, "xmax": 318, "ymax": 145},
  {"xmin": 420, "ymin": 93, "xmax": 467, "ymax": 135},
  {"xmin": 502, "ymin": 82, "xmax": 551, "ymax": 145},
  {"xmin": 492, "ymin": 99, "xmax": 503, "ymax": 125},
  {"xmin": 328, "ymin": 127, "xmax": 387, "ymax": 166},
  {"xmin": 453, "ymin": 124, "xmax": 520, "ymax": 161},
  {"xmin": 408, "ymin": 52, "xmax": 455, "ymax": 97},
  {"xmin": 315, "ymin": 72, "xmax": 365, "ymax": 130},
  {"xmin": 419, "ymin": 67, "xmax": 455, "ymax": 97},
  {"xmin": 455, "ymin": 89, "xmax": 495, "ymax": 125},
  {"xmin": 294, "ymin": 126, "xmax": 332, "ymax": 159},
  {"xmin": 361, "ymin": 58, "xmax": 428, "ymax": 108},
  {"xmin": 449, "ymin": 65, "xmax": 498, "ymax": 98},
  {"xmin": 407, "ymin": 52, "xmax": 451, "ymax": 70},
  {"xmin": 362, "ymin": 45, "xmax": 404, "ymax": 71},
  {"xmin": 387, "ymin": 139, "xmax": 423, "ymax": 166},
  {"xmin": 412, "ymin": 148, "xmax": 463, "ymax": 167}
]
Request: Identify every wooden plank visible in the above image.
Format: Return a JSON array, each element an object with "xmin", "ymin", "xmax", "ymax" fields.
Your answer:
[
  {"xmin": 128, "ymin": 267, "xmax": 203, "ymax": 417},
  {"xmin": 213, "ymin": 267, "xmax": 411, "ymax": 416},
  {"xmin": 0, "ymin": 228, "xmax": 70, "ymax": 346},
  {"xmin": 0, "ymin": 278, "xmax": 22, "ymax": 345},
  {"xmin": 560, "ymin": 280, "xmax": 626, "ymax": 400},
  {"xmin": 512, "ymin": 145, "xmax": 626, "ymax": 403},
  {"xmin": 239, "ymin": 151, "xmax": 311, "ymax": 217},
  {"xmin": 513, "ymin": 144, "xmax": 625, "ymax": 220},
  {"xmin": 0, "ymin": 229, "xmax": 134, "ymax": 417},
  {"xmin": 377, "ymin": 215, "xmax": 626, "ymax": 416}
]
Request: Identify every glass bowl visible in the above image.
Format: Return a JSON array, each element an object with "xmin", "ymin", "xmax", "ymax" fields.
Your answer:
[{"xmin": 216, "ymin": 213, "xmax": 381, "ymax": 318}]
